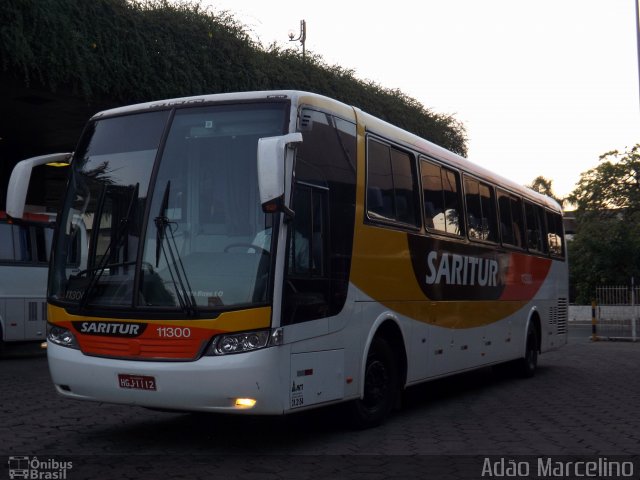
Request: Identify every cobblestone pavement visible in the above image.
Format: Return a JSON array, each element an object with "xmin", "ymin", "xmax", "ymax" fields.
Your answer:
[{"xmin": 1, "ymin": 333, "xmax": 639, "ymax": 479}]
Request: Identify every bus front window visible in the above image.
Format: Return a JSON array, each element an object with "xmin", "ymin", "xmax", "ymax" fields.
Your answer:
[
  {"xmin": 50, "ymin": 102, "xmax": 288, "ymax": 314},
  {"xmin": 140, "ymin": 104, "xmax": 287, "ymax": 311},
  {"xmin": 50, "ymin": 110, "xmax": 168, "ymax": 307}
]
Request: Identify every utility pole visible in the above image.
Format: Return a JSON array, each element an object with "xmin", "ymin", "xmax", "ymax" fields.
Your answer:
[
  {"xmin": 288, "ymin": 20, "xmax": 306, "ymax": 59},
  {"xmin": 636, "ymin": 0, "xmax": 640, "ymax": 110}
]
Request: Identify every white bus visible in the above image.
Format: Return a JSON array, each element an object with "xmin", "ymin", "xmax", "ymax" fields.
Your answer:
[
  {"xmin": 0, "ymin": 212, "xmax": 52, "ymax": 354},
  {"xmin": 7, "ymin": 91, "xmax": 568, "ymax": 427},
  {"xmin": 1, "ymin": 155, "xmax": 83, "ymax": 356}
]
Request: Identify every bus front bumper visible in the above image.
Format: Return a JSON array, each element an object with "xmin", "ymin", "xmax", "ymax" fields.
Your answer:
[{"xmin": 47, "ymin": 342, "xmax": 286, "ymax": 414}]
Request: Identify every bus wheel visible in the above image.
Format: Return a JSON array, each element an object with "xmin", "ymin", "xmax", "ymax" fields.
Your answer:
[
  {"xmin": 348, "ymin": 337, "xmax": 398, "ymax": 429},
  {"xmin": 518, "ymin": 324, "xmax": 538, "ymax": 378}
]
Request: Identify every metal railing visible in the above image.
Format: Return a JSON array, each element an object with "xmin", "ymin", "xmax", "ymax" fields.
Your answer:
[
  {"xmin": 593, "ymin": 283, "xmax": 640, "ymax": 341},
  {"xmin": 596, "ymin": 285, "xmax": 640, "ymax": 306}
]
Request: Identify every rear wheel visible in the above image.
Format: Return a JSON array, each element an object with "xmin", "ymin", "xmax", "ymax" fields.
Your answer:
[
  {"xmin": 348, "ymin": 337, "xmax": 399, "ymax": 429},
  {"xmin": 518, "ymin": 323, "xmax": 538, "ymax": 378}
]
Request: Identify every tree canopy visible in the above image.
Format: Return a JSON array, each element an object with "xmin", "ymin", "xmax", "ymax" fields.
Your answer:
[
  {"xmin": 0, "ymin": 0, "xmax": 467, "ymax": 155},
  {"xmin": 527, "ymin": 176, "xmax": 564, "ymax": 206},
  {"xmin": 568, "ymin": 144, "xmax": 640, "ymax": 216},
  {"xmin": 566, "ymin": 144, "xmax": 640, "ymax": 303}
]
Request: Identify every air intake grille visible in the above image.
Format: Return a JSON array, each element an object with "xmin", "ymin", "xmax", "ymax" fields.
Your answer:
[
  {"xmin": 549, "ymin": 298, "xmax": 568, "ymax": 334},
  {"xmin": 28, "ymin": 302, "xmax": 38, "ymax": 321}
]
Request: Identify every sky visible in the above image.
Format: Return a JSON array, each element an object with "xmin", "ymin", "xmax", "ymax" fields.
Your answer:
[{"xmin": 204, "ymin": 0, "xmax": 640, "ymax": 199}]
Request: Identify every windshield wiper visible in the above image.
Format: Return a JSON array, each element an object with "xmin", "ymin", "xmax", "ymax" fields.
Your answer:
[
  {"xmin": 79, "ymin": 183, "xmax": 139, "ymax": 308},
  {"xmin": 154, "ymin": 180, "xmax": 199, "ymax": 317}
]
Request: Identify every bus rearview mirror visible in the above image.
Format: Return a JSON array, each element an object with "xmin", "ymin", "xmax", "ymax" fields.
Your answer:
[
  {"xmin": 6, "ymin": 153, "xmax": 72, "ymax": 221},
  {"xmin": 257, "ymin": 133, "xmax": 302, "ymax": 215}
]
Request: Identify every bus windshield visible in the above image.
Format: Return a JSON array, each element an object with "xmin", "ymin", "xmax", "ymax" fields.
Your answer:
[{"xmin": 49, "ymin": 102, "xmax": 288, "ymax": 314}]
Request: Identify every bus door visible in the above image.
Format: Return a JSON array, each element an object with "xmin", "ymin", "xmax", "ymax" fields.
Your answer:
[
  {"xmin": 281, "ymin": 182, "xmax": 349, "ymax": 409},
  {"xmin": 282, "ymin": 182, "xmax": 330, "ymax": 326}
]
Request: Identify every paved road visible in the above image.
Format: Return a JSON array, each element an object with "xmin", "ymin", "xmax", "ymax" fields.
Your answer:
[{"xmin": 1, "ymin": 326, "xmax": 639, "ymax": 479}]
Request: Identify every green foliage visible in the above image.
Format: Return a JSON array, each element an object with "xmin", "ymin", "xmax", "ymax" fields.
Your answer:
[
  {"xmin": 0, "ymin": 0, "xmax": 467, "ymax": 155},
  {"xmin": 567, "ymin": 144, "xmax": 640, "ymax": 303},
  {"xmin": 568, "ymin": 144, "xmax": 640, "ymax": 216},
  {"xmin": 568, "ymin": 210, "xmax": 640, "ymax": 304},
  {"xmin": 1, "ymin": 0, "xmax": 258, "ymax": 100},
  {"xmin": 527, "ymin": 176, "xmax": 564, "ymax": 206}
]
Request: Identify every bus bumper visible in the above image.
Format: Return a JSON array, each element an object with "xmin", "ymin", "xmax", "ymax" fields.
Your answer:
[{"xmin": 47, "ymin": 342, "xmax": 286, "ymax": 414}]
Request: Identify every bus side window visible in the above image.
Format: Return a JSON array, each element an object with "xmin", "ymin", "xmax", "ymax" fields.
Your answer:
[
  {"xmin": 524, "ymin": 202, "xmax": 548, "ymax": 254},
  {"xmin": 35, "ymin": 225, "xmax": 49, "ymax": 263},
  {"xmin": 421, "ymin": 159, "xmax": 463, "ymax": 236},
  {"xmin": 546, "ymin": 210, "xmax": 565, "ymax": 258},
  {"xmin": 0, "ymin": 223, "xmax": 54, "ymax": 264},
  {"xmin": 0, "ymin": 223, "xmax": 14, "ymax": 260},
  {"xmin": 390, "ymin": 149, "xmax": 418, "ymax": 226},
  {"xmin": 497, "ymin": 190, "xmax": 524, "ymax": 248},
  {"xmin": 366, "ymin": 138, "xmax": 419, "ymax": 228},
  {"xmin": 367, "ymin": 140, "xmax": 395, "ymax": 221},
  {"xmin": 443, "ymin": 169, "xmax": 463, "ymax": 236},
  {"xmin": 14, "ymin": 225, "xmax": 33, "ymax": 262},
  {"xmin": 510, "ymin": 195, "xmax": 525, "ymax": 248},
  {"xmin": 465, "ymin": 177, "xmax": 498, "ymax": 243}
]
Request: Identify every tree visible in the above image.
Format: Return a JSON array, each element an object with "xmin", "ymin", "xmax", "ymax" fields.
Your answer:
[
  {"xmin": 527, "ymin": 176, "xmax": 564, "ymax": 206},
  {"xmin": 0, "ymin": 0, "xmax": 467, "ymax": 156},
  {"xmin": 567, "ymin": 144, "xmax": 640, "ymax": 304},
  {"xmin": 568, "ymin": 211, "xmax": 640, "ymax": 304},
  {"xmin": 568, "ymin": 144, "xmax": 640, "ymax": 216}
]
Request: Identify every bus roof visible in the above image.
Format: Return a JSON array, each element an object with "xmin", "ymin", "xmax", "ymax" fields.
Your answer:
[{"xmin": 91, "ymin": 90, "xmax": 561, "ymax": 213}]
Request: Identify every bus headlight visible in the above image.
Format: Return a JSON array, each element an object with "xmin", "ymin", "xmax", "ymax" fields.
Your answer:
[
  {"xmin": 206, "ymin": 330, "xmax": 274, "ymax": 356},
  {"xmin": 47, "ymin": 324, "xmax": 80, "ymax": 350}
]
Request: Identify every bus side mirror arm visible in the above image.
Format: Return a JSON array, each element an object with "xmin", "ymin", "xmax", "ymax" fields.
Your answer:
[
  {"xmin": 282, "ymin": 204, "xmax": 296, "ymax": 221},
  {"xmin": 257, "ymin": 133, "xmax": 302, "ymax": 218}
]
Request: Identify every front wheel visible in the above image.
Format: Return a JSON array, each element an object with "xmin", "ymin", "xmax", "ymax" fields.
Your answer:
[{"xmin": 348, "ymin": 337, "xmax": 399, "ymax": 429}]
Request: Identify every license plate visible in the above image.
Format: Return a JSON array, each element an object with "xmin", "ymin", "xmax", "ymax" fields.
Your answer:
[{"xmin": 118, "ymin": 374, "xmax": 157, "ymax": 391}]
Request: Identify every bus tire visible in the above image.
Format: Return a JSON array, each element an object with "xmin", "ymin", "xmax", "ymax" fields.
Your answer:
[
  {"xmin": 518, "ymin": 323, "xmax": 538, "ymax": 378},
  {"xmin": 348, "ymin": 337, "xmax": 399, "ymax": 429}
]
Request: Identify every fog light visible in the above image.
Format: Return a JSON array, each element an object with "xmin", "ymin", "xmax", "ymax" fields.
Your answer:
[{"xmin": 234, "ymin": 398, "xmax": 256, "ymax": 409}]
